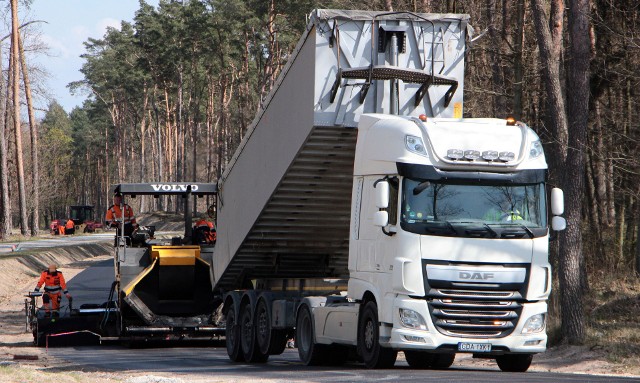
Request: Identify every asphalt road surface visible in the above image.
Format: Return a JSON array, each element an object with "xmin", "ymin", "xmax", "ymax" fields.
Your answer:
[
  {"xmin": 45, "ymin": 259, "xmax": 640, "ymax": 383},
  {"xmin": 48, "ymin": 345, "xmax": 639, "ymax": 383}
]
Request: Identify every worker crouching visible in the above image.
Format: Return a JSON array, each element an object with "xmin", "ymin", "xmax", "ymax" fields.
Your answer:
[{"xmin": 34, "ymin": 264, "xmax": 72, "ymax": 317}]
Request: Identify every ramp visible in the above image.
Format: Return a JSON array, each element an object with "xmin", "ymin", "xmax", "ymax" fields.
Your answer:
[{"xmin": 213, "ymin": 10, "xmax": 470, "ymax": 290}]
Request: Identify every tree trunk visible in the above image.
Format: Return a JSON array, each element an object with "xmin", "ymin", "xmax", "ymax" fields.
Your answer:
[
  {"xmin": 487, "ymin": 0, "xmax": 506, "ymax": 115},
  {"xmin": 0, "ymin": 33, "xmax": 10, "ymax": 238},
  {"xmin": 18, "ymin": 34, "xmax": 38, "ymax": 236},
  {"xmin": 10, "ymin": 0, "xmax": 28, "ymax": 236},
  {"xmin": 385, "ymin": 0, "xmax": 394, "ymax": 11},
  {"xmin": 512, "ymin": 0, "xmax": 525, "ymax": 119},
  {"xmin": 559, "ymin": 0, "xmax": 591, "ymax": 344}
]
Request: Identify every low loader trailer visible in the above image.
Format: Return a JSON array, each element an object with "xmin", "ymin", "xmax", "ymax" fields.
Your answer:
[{"xmin": 211, "ymin": 9, "xmax": 567, "ymax": 372}]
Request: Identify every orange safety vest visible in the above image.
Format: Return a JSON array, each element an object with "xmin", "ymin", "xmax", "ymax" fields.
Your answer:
[
  {"xmin": 106, "ymin": 204, "xmax": 136, "ymax": 225},
  {"xmin": 36, "ymin": 270, "xmax": 69, "ymax": 294},
  {"xmin": 65, "ymin": 220, "xmax": 75, "ymax": 229}
]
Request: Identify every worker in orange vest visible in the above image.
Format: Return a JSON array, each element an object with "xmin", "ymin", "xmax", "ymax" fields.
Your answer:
[
  {"xmin": 58, "ymin": 220, "xmax": 65, "ymax": 235},
  {"xmin": 194, "ymin": 217, "xmax": 216, "ymax": 244},
  {"xmin": 34, "ymin": 264, "xmax": 71, "ymax": 316},
  {"xmin": 65, "ymin": 218, "xmax": 75, "ymax": 235},
  {"xmin": 105, "ymin": 194, "xmax": 137, "ymax": 238}
]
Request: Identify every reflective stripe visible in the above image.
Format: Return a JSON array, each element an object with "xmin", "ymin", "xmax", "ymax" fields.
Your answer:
[
  {"xmin": 110, "ymin": 206, "xmax": 134, "ymax": 223},
  {"xmin": 44, "ymin": 286, "xmax": 62, "ymax": 292}
]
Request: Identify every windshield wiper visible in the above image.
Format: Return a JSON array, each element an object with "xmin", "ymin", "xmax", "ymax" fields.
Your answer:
[
  {"xmin": 485, "ymin": 222, "xmax": 535, "ymax": 239},
  {"xmin": 512, "ymin": 223, "xmax": 535, "ymax": 238},
  {"xmin": 423, "ymin": 220, "xmax": 457, "ymax": 236},
  {"xmin": 482, "ymin": 223, "xmax": 499, "ymax": 238},
  {"xmin": 449, "ymin": 221, "xmax": 498, "ymax": 238}
]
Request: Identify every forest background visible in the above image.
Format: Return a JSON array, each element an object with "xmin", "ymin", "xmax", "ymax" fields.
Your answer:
[{"xmin": 0, "ymin": 0, "xmax": 637, "ymax": 352}]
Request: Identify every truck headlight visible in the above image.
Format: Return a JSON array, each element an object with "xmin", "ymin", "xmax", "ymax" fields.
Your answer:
[
  {"xmin": 399, "ymin": 308, "xmax": 427, "ymax": 330},
  {"xmin": 521, "ymin": 313, "xmax": 545, "ymax": 334}
]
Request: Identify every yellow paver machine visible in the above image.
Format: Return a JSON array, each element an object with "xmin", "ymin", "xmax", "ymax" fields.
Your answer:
[{"xmin": 110, "ymin": 183, "xmax": 222, "ymax": 341}]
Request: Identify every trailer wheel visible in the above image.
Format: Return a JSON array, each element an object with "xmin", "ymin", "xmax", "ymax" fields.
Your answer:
[
  {"xmin": 404, "ymin": 351, "xmax": 435, "ymax": 368},
  {"xmin": 225, "ymin": 302, "xmax": 244, "ymax": 362},
  {"xmin": 496, "ymin": 354, "xmax": 533, "ymax": 372},
  {"xmin": 255, "ymin": 299, "xmax": 287, "ymax": 355},
  {"xmin": 296, "ymin": 304, "xmax": 327, "ymax": 365},
  {"xmin": 240, "ymin": 303, "xmax": 268, "ymax": 363},
  {"xmin": 358, "ymin": 301, "xmax": 397, "ymax": 369},
  {"xmin": 255, "ymin": 299, "xmax": 271, "ymax": 355}
]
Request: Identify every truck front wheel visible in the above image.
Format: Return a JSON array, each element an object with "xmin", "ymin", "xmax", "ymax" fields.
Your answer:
[
  {"xmin": 404, "ymin": 351, "xmax": 434, "ymax": 368},
  {"xmin": 496, "ymin": 354, "xmax": 533, "ymax": 372},
  {"xmin": 358, "ymin": 301, "xmax": 397, "ymax": 369}
]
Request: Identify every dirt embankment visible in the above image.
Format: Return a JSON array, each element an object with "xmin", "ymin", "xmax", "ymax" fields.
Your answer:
[{"xmin": 0, "ymin": 243, "xmax": 112, "ymax": 306}]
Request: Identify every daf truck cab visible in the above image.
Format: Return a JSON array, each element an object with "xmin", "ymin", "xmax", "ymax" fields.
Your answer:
[{"xmin": 298, "ymin": 113, "xmax": 565, "ymax": 371}]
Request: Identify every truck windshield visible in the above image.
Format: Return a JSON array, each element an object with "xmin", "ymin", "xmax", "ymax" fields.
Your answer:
[{"xmin": 401, "ymin": 178, "xmax": 547, "ymax": 238}]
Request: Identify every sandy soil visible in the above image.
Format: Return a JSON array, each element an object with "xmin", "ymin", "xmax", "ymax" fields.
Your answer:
[{"xmin": 0, "ymin": 245, "xmax": 638, "ymax": 382}]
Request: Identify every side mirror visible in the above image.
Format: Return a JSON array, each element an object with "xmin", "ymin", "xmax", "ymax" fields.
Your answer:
[
  {"xmin": 551, "ymin": 216, "xmax": 566, "ymax": 231},
  {"xmin": 375, "ymin": 180, "xmax": 389, "ymax": 209},
  {"xmin": 550, "ymin": 188, "xmax": 564, "ymax": 216},
  {"xmin": 374, "ymin": 211, "xmax": 389, "ymax": 227}
]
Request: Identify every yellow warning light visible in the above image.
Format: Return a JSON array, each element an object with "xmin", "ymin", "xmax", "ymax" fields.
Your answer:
[{"xmin": 506, "ymin": 116, "xmax": 517, "ymax": 125}]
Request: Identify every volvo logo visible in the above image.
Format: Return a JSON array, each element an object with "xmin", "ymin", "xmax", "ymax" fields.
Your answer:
[
  {"xmin": 151, "ymin": 184, "xmax": 199, "ymax": 192},
  {"xmin": 459, "ymin": 272, "xmax": 495, "ymax": 280}
]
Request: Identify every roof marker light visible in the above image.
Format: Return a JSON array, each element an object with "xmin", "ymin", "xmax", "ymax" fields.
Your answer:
[
  {"xmin": 499, "ymin": 151, "xmax": 516, "ymax": 162},
  {"xmin": 447, "ymin": 149, "xmax": 464, "ymax": 160},
  {"xmin": 506, "ymin": 116, "xmax": 517, "ymax": 126},
  {"xmin": 418, "ymin": 114, "xmax": 427, "ymax": 122},
  {"xmin": 464, "ymin": 150, "xmax": 481, "ymax": 160},
  {"xmin": 482, "ymin": 150, "xmax": 499, "ymax": 161}
]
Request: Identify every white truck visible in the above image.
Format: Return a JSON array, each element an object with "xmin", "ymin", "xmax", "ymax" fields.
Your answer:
[{"xmin": 212, "ymin": 10, "xmax": 566, "ymax": 372}]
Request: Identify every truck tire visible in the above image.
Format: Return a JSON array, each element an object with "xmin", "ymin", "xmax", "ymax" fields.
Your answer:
[
  {"xmin": 358, "ymin": 301, "xmax": 397, "ymax": 369},
  {"xmin": 496, "ymin": 354, "xmax": 533, "ymax": 372},
  {"xmin": 404, "ymin": 351, "xmax": 434, "ymax": 368},
  {"xmin": 240, "ymin": 303, "xmax": 268, "ymax": 363},
  {"xmin": 254, "ymin": 299, "xmax": 287, "ymax": 355},
  {"xmin": 225, "ymin": 302, "xmax": 244, "ymax": 362},
  {"xmin": 430, "ymin": 353, "xmax": 455, "ymax": 369},
  {"xmin": 296, "ymin": 304, "xmax": 327, "ymax": 365}
]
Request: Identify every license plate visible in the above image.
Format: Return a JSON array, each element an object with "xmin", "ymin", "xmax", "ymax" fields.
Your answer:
[{"xmin": 458, "ymin": 342, "xmax": 492, "ymax": 352}]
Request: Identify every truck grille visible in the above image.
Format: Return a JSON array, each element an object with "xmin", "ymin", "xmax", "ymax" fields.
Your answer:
[{"xmin": 427, "ymin": 288, "xmax": 522, "ymax": 338}]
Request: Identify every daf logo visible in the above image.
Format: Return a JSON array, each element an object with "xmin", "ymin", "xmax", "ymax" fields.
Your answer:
[
  {"xmin": 459, "ymin": 272, "xmax": 495, "ymax": 280},
  {"xmin": 151, "ymin": 184, "xmax": 200, "ymax": 192}
]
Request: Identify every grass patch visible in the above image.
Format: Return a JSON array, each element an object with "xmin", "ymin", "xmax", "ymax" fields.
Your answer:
[{"xmin": 585, "ymin": 272, "xmax": 640, "ymax": 370}]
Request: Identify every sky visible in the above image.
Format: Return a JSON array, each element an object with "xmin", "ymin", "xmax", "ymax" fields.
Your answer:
[{"xmin": 23, "ymin": 0, "xmax": 160, "ymax": 114}]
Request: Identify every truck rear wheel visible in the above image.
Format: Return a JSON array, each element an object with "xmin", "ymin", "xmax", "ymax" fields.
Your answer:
[
  {"xmin": 225, "ymin": 302, "xmax": 244, "ymax": 362},
  {"xmin": 296, "ymin": 304, "xmax": 327, "ymax": 365},
  {"xmin": 496, "ymin": 354, "xmax": 533, "ymax": 372},
  {"xmin": 240, "ymin": 303, "xmax": 268, "ymax": 363},
  {"xmin": 358, "ymin": 301, "xmax": 397, "ymax": 369},
  {"xmin": 404, "ymin": 351, "xmax": 434, "ymax": 368}
]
